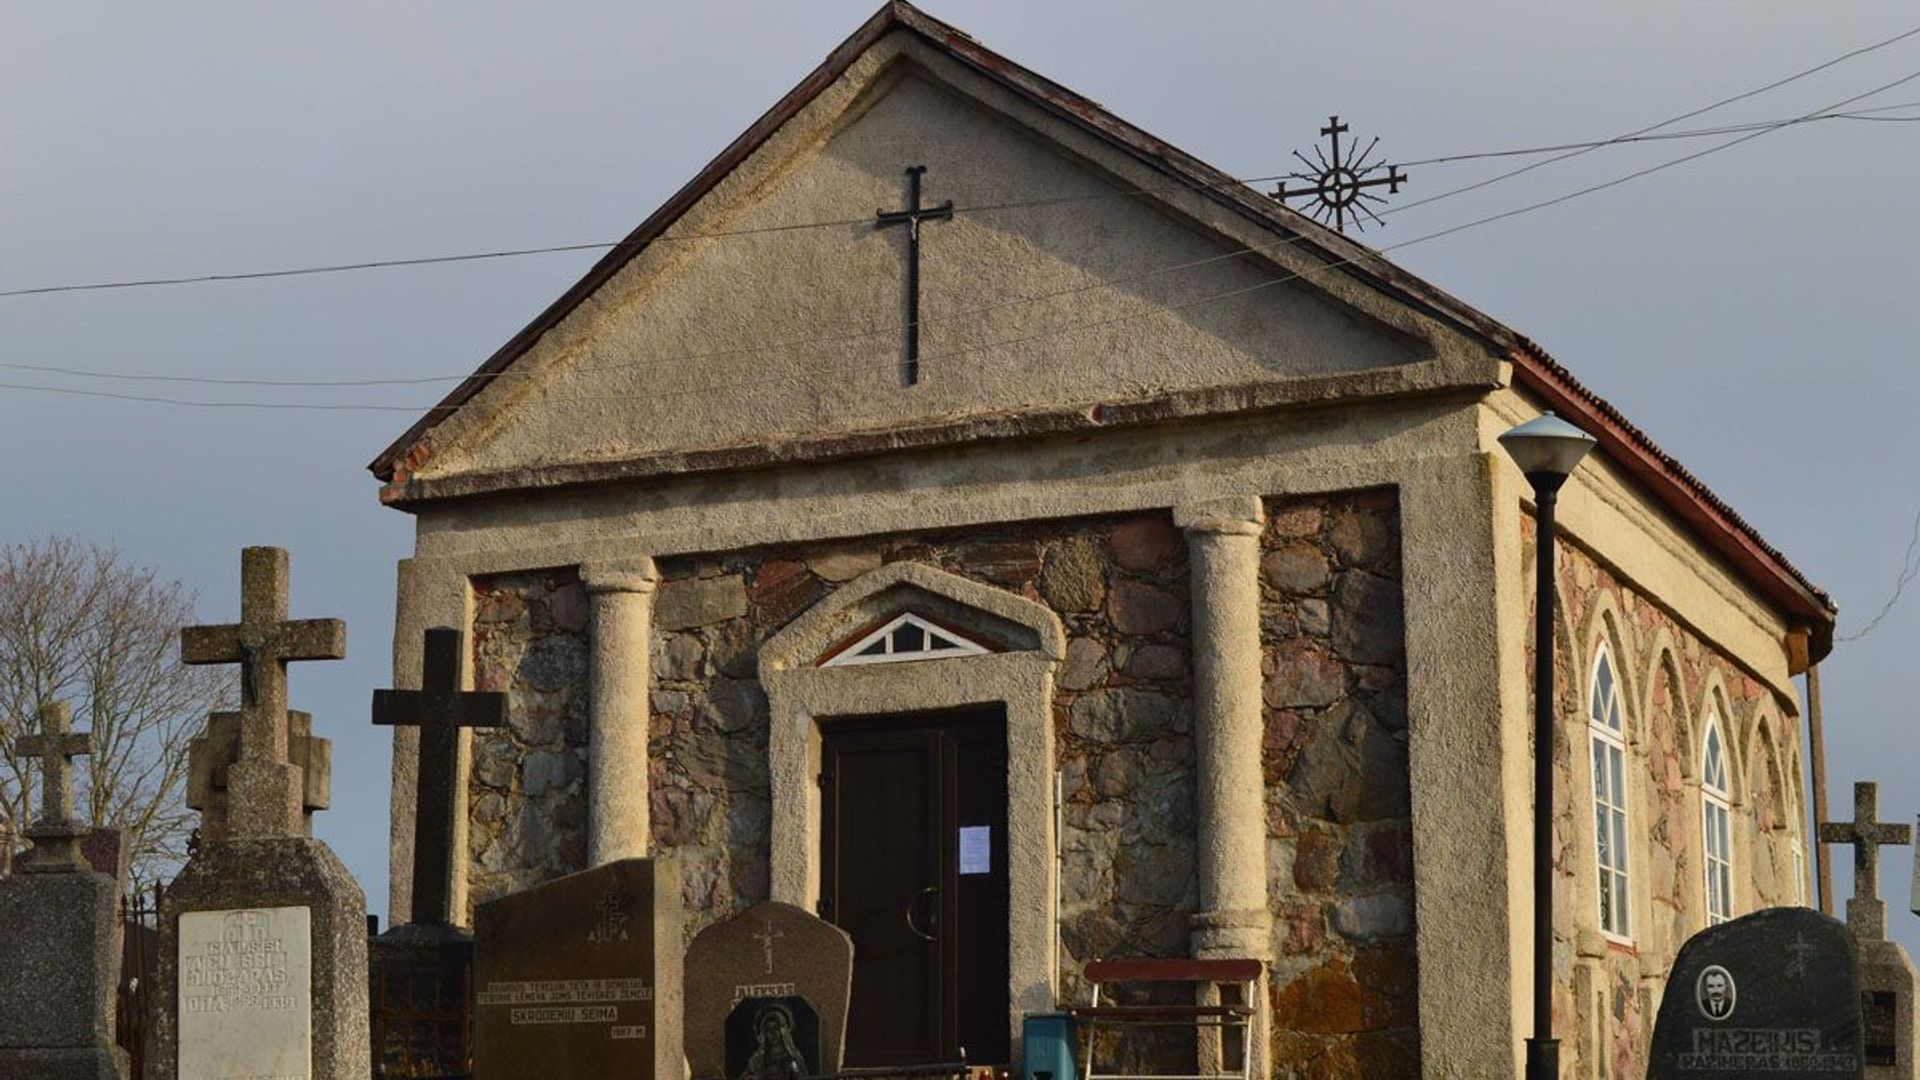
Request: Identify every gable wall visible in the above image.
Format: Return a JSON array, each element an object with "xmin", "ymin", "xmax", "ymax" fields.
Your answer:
[{"xmin": 409, "ymin": 33, "xmax": 1478, "ymax": 484}]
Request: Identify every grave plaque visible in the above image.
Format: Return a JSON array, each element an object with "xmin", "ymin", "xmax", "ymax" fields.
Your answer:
[
  {"xmin": 1649, "ymin": 906, "xmax": 1863, "ymax": 1078},
  {"xmin": 473, "ymin": 857, "xmax": 682, "ymax": 1080},
  {"xmin": 177, "ymin": 906, "xmax": 314, "ymax": 1080},
  {"xmin": 684, "ymin": 901, "xmax": 855, "ymax": 1079}
]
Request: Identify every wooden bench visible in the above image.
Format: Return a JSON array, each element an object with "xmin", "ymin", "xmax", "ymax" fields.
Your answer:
[{"xmin": 1067, "ymin": 959, "xmax": 1262, "ymax": 1080}]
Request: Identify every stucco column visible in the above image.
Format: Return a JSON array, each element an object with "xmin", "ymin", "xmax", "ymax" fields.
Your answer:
[
  {"xmin": 1176, "ymin": 497, "xmax": 1273, "ymax": 959},
  {"xmin": 584, "ymin": 557, "xmax": 659, "ymax": 866}
]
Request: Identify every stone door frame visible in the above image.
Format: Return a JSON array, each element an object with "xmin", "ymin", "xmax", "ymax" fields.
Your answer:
[{"xmin": 760, "ymin": 562, "xmax": 1065, "ymax": 1061}]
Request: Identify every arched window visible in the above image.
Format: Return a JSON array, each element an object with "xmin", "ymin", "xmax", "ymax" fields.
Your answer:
[
  {"xmin": 1590, "ymin": 645, "xmax": 1631, "ymax": 939},
  {"xmin": 1701, "ymin": 715, "xmax": 1734, "ymax": 925}
]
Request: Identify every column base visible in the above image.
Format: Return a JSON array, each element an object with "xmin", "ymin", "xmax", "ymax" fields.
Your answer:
[{"xmin": 1190, "ymin": 908, "xmax": 1273, "ymax": 959}]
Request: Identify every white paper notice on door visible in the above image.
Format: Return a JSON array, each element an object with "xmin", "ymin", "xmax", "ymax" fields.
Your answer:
[{"xmin": 958, "ymin": 826, "xmax": 992, "ymax": 875}]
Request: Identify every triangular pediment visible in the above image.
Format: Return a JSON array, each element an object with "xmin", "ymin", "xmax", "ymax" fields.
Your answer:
[{"xmin": 376, "ymin": 5, "xmax": 1501, "ymax": 494}]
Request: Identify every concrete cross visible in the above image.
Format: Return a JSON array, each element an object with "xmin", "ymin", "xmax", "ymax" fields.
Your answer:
[
  {"xmin": 373, "ymin": 627, "xmax": 505, "ymax": 927},
  {"xmin": 1819, "ymin": 780, "xmax": 1911, "ymax": 939},
  {"xmin": 182, "ymin": 546, "xmax": 346, "ymax": 763},
  {"xmin": 15, "ymin": 701, "xmax": 92, "ymax": 870},
  {"xmin": 17, "ymin": 702, "xmax": 90, "ymax": 828}
]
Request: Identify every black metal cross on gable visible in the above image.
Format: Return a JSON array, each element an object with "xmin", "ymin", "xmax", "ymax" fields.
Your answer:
[
  {"xmin": 1273, "ymin": 115, "xmax": 1408, "ymax": 233},
  {"xmin": 876, "ymin": 165, "xmax": 953, "ymax": 386},
  {"xmin": 373, "ymin": 626, "xmax": 507, "ymax": 927},
  {"xmin": 181, "ymin": 546, "xmax": 347, "ymax": 763}
]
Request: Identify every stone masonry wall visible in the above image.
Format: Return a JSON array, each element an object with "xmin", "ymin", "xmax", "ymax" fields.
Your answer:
[
  {"xmin": 1260, "ymin": 489, "xmax": 1418, "ymax": 1080},
  {"xmin": 461, "ymin": 496, "xmax": 1420, "ymax": 1076},
  {"xmin": 1524, "ymin": 520, "xmax": 1805, "ymax": 1080},
  {"xmin": 468, "ymin": 567, "xmax": 592, "ymax": 916}
]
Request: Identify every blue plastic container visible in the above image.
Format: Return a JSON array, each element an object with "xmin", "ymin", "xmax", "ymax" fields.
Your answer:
[{"xmin": 1022, "ymin": 1012, "xmax": 1078, "ymax": 1080}]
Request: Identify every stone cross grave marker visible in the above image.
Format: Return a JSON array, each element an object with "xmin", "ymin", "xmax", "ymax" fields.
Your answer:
[
  {"xmin": 181, "ymin": 545, "xmax": 346, "ymax": 840},
  {"xmin": 15, "ymin": 701, "xmax": 93, "ymax": 870},
  {"xmin": 1822, "ymin": 780, "xmax": 1920, "ymax": 1076},
  {"xmin": 151, "ymin": 546, "xmax": 368, "ymax": 1080},
  {"xmin": 1648, "ymin": 906, "xmax": 1862, "ymax": 1078},
  {"xmin": 684, "ymin": 900, "xmax": 855, "ymax": 1080},
  {"xmin": 473, "ymin": 857, "xmax": 683, "ymax": 1080},
  {"xmin": 186, "ymin": 708, "xmax": 330, "ymax": 842},
  {"xmin": 373, "ymin": 625, "xmax": 508, "ymax": 928},
  {"xmin": 1821, "ymin": 781, "xmax": 1913, "ymax": 941},
  {"xmin": 0, "ymin": 701, "xmax": 126, "ymax": 1080}
]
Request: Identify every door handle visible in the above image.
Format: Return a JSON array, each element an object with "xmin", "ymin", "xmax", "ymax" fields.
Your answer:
[{"xmin": 905, "ymin": 885, "xmax": 939, "ymax": 943}]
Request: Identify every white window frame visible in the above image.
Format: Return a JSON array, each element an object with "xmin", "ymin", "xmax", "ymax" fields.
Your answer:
[
  {"xmin": 1700, "ymin": 713, "xmax": 1734, "ymax": 926},
  {"xmin": 821, "ymin": 612, "xmax": 990, "ymax": 667},
  {"xmin": 1792, "ymin": 838, "xmax": 1808, "ymax": 907},
  {"xmin": 1589, "ymin": 644, "xmax": 1633, "ymax": 941}
]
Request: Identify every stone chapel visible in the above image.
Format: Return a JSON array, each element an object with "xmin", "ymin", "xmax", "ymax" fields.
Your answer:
[{"xmin": 367, "ymin": 4, "xmax": 1835, "ymax": 1077}]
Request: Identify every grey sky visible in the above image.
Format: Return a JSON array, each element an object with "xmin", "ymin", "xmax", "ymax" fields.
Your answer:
[{"xmin": 3, "ymin": 0, "xmax": 1917, "ymax": 953}]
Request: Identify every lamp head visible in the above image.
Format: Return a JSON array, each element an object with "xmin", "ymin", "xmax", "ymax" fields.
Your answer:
[{"xmin": 1499, "ymin": 412, "xmax": 1597, "ymax": 492}]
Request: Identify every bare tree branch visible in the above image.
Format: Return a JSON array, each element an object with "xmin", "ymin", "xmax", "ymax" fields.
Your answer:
[{"xmin": 0, "ymin": 538, "xmax": 227, "ymax": 879}]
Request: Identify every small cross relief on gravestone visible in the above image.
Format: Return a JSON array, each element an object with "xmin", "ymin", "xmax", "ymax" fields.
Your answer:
[
  {"xmin": 1648, "ymin": 907, "xmax": 1863, "ymax": 1078},
  {"xmin": 684, "ymin": 901, "xmax": 854, "ymax": 1080}
]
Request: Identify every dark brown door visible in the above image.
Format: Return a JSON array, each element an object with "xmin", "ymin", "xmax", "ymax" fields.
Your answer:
[{"xmin": 821, "ymin": 708, "xmax": 1011, "ymax": 1067}]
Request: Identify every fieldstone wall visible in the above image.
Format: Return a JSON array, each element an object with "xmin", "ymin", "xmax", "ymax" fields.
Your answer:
[
  {"xmin": 643, "ymin": 515, "xmax": 1201, "ymax": 957},
  {"xmin": 459, "ymin": 496, "xmax": 1425, "ymax": 1076},
  {"xmin": 1524, "ymin": 521, "xmax": 1806, "ymax": 1080},
  {"xmin": 1259, "ymin": 489, "xmax": 1418, "ymax": 1080},
  {"xmin": 467, "ymin": 568, "xmax": 592, "ymax": 916}
]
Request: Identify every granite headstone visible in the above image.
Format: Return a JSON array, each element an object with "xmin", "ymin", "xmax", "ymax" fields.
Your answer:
[
  {"xmin": 0, "ymin": 702, "xmax": 127, "ymax": 1080},
  {"xmin": 472, "ymin": 857, "xmax": 683, "ymax": 1080},
  {"xmin": 1648, "ymin": 906, "xmax": 1863, "ymax": 1078},
  {"xmin": 684, "ymin": 901, "xmax": 855, "ymax": 1080}
]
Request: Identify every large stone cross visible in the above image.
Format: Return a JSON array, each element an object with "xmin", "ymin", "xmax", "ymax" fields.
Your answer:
[
  {"xmin": 181, "ymin": 546, "xmax": 345, "ymax": 839},
  {"xmin": 16, "ymin": 701, "xmax": 92, "ymax": 870},
  {"xmin": 374, "ymin": 627, "xmax": 506, "ymax": 926},
  {"xmin": 1819, "ymin": 780, "xmax": 1911, "ymax": 940}
]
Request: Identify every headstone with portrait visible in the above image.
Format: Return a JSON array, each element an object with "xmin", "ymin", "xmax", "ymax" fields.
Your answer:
[
  {"xmin": 683, "ymin": 901, "xmax": 854, "ymax": 1080},
  {"xmin": 1648, "ymin": 906, "xmax": 1863, "ymax": 1078}
]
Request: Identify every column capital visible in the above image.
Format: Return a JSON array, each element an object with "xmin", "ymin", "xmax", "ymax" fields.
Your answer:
[
  {"xmin": 1175, "ymin": 497, "xmax": 1264, "ymax": 537},
  {"xmin": 583, "ymin": 557, "xmax": 659, "ymax": 596}
]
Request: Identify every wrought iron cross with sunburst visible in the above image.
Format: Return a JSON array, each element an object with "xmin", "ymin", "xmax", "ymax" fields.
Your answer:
[{"xmin": 1273, "ymin": 116, "xmax": 1407, "ymax": 233}]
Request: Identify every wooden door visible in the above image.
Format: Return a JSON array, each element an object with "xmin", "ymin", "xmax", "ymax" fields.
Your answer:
[{"xmin": 821, "ymin": 709, "xmax": 1011, "ymax": 1067}]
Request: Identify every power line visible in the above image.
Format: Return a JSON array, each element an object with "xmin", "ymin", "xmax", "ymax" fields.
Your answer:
[
  {"xmin": 1397, "ymin": 101, "xmax": 1920, "ymax": 168},
  {"xmin": 2, "ymin": 20, "xmax": 1916, "ymax": 305},
  {"xmin": 0, "ymin": 108, "xmax": 1909, "ymax": 309},
  {"xmin": 10, "ymin": 65, "xmax": 1913, "ymax": 417},
  {"xmin": 1380, "ymin": 24, "xmax": 1920, "ymax": 218},
  {"xmin": 6, "ymin": 99, "xmax": 1916, "ymax": 397},
  {"xmin": 1838, "ymin": 507, "xmax": 1920, "ymax": 642}
]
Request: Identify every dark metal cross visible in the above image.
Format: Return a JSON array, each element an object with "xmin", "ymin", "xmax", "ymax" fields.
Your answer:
[
  {"xmin": 876, "ymin": 165, "xmax": 952, "ymax": 386},
  {"xmin": 373, "ymin": 626, "xmax": 507, "ymax": 926},
  {"xmin": 1819, "ymin": 781, "xmax": 1910, "ymax": 908},
  {"xmin": 182, "ymin": 546, "xmax": 347, "ymax": 763},
  {"xmin": 1273, "ymin": 115, "xmax": 1408, "ymax": 233},
  {"xmin": 18, "ymin": 702, "xmax": 90, "ymax": 829}
]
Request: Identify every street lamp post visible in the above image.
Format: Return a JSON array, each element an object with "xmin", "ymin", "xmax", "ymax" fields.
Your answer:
[{"xmin": 1499, "ymin": 412, "xmax": 1597, "ymax": 1080}]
